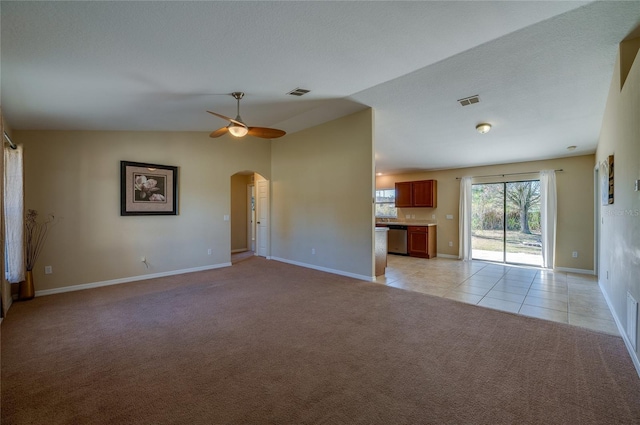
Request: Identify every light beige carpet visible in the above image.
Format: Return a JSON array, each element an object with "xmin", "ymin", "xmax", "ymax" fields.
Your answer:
[{"xmin": 2, "ymin": 257, "xmax": 640, "ymax": 424}]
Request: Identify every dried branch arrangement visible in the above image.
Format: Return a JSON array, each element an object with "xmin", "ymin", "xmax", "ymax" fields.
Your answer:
[{"xmin": 25, "ymin": 209, "xmax": 55, "ymax": 271}]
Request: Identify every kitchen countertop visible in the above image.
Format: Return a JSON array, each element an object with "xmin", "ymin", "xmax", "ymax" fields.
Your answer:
[{"xmin": 376, "ymin": 222, "xmax": 437, "ymax": 226}]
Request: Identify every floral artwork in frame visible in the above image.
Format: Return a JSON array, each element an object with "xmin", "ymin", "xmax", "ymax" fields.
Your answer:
[{"xmin": 121, "ymin": 161, "xmax": 178, "ymax": 215}]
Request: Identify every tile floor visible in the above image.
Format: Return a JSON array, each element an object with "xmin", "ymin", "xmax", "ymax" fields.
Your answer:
[{"xmin": 376, "ymin": 255, "xmax": 619, "ymax": 336}]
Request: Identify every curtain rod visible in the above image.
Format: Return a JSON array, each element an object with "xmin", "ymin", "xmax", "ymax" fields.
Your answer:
[
  {"xmin": 3, "ymin": 131, "xmax": 17, "ymax": 150},
  {"xmin": 456, "ymin": 169, "xmax": 563, "ymax": 180}
]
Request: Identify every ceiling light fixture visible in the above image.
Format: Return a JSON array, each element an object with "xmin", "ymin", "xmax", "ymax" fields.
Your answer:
[
  {"xmin": 566, "ymin": 145, "xmax": 577, "ymax": 151},
  {"xmin": 228, "ymin": 123, "xmax": 249, "ymax": 137},
  {"xmin": 476, "ymin": 123, "xmax": 492, "ymax": 134}
]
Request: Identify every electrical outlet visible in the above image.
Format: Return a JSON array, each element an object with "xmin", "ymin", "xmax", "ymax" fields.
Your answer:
[
  {"xmin": 44, "ymin": 266, "xmax": 52, "ymax": 274},
  {"xmin": 448, "ymin": 241, "xmax": 453, "ymax": 247},
  {"xmin": 223, "ymin": 215, "xmax": 229, "ymax": 221},
  {"xmin": 572, "ymin": 251, "xmax": 578, "ymax": 258},
  {"xmin": 311, "ymin": 248, "xmax": 316, "ymax": 255},
  {"xmin": 432, "ymin": 214, "xmax": 436, "ymax": 219},
  {"xmin": 446, "ymin": 214, "xmax": 454, "ymax": 220},
  {"xmin": 207, "ymin": 248, "xmax": 212, "ymax": 255}
]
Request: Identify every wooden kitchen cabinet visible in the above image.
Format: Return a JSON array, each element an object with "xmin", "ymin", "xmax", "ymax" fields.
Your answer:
[
  {"xmin": 394, "ymin": 180, "xmax": 437, "ymax": 208},
  {"xmin": 413, "ymin": 180, "xmax": 436, "ymax": 207},
  {"xmin": 395, "ymin": 182, "xmax": 413, "ymax": 207},
  {"xmin": 408, "ymin": 226, "xmax": 437, "ymax": 259}
]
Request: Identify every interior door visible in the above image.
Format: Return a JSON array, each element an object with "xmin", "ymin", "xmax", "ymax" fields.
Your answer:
[
  {"xmin": 247, "ymin": 184, "xmax": 255, "ymax": 252},
  {"xmin": 256, "ymin": 179, "xmax": 269, "ymax": 258}
]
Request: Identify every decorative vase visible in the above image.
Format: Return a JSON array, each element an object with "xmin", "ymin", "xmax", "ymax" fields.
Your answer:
[{"xmin": 19, "ymin": 270, "xmax": 35, "ymax": 300}]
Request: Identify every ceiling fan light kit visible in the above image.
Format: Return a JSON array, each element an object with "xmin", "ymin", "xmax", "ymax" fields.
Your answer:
[
  {"xmin": 207, "ymin": 92, "xmax": 286, "ymax": 139},
  {"xmin": 228, "ymin": 123, "xmax": 249, "ymax": 137},
  {"xmin": 476, "ymin": 123, "xmax": 492, "ymax": 134}
]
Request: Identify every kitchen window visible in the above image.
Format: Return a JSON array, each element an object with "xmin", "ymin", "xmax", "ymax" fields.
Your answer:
[{"xmin": 375, "ymin": 189, "xmax": 397, "ymax": 218}]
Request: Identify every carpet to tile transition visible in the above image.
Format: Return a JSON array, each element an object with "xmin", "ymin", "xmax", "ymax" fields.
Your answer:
[{"xmin": 2, "ymin": 257, "xmax": 640, "ymax": 424}]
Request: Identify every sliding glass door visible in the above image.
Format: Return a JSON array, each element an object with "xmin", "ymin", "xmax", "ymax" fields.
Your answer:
[
  {"xmin": 471, "ymin": 183, "xmax": 504, "ymax": 262},
  {"xmin": 471, "ymin": 180, "xmax": 542, "ymax": 266}
]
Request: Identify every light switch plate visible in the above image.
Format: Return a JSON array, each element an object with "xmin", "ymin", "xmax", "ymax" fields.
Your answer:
[{"xmin": 446, "ymin": 214, "xmax": 453, "ymax": 220}]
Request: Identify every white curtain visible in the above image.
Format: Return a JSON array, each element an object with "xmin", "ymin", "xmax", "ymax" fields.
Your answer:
[
  {"xmin": 540, "ymin": 170, "xmax": 557, "ymax": 269},
  {"xmin": 458, "ymin": 177, "xmax": 473, "ymax": 261},
  {"xmin": 4, "ymin": 145, "xmax": 24, "ymax": 283}
]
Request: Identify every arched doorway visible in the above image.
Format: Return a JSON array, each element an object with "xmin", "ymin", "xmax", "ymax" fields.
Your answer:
[{"xmin": 230, "ymin": 171, "xmax": 269, "ymax": 262}]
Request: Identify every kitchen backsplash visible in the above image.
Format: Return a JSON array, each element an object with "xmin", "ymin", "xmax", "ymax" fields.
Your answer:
[
  {"xmin": 377, "ymin": 208, "xmax": 439, "ymax": 224},
  {"xmin": 377, "ymin": 218, "xmax": 438, "ymax": 224}
]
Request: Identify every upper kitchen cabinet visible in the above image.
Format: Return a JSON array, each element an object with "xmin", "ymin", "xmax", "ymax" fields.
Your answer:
[
  {"xmin": 395, "ymin": 180, "xmax": 437, "ymax": 208},
  {"xmin": 394, "ymin": 182, "xmax": 413, "ymax": 207}
]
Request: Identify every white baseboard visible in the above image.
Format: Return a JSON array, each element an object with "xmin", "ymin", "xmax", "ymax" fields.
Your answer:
[
  {"xmin": 598, "ymin": 282, "xmax": 640, "ymax": 377},
  {"xmin": 271, "ymin": 257, "xmax": 374, "ymax": 282},
  {"xmin": 436, "ymin": 253, "xmax": 458, "ymax": 259},
  {"xmin": 554, "ymin": 267, "xmax": 596, "ymax": 275},
  {"xmin": 35, "ymin": 262, "xmax": 232, "ymax": 297}
]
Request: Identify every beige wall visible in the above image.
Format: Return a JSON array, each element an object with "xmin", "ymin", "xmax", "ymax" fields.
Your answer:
[
  {"xmin": 17, "ymin": 109, "xmax": 377, "ymax": 292},
  {"xmin": 17, "ymin": 130, "xmax": 271, "ymax": 291},
  {"xmin": 377, "ymin": 154, "xmax": 596, "ymax": 271},
  {"xmin": 596, "ymin": 38, "xmax": 640, "ymax": 362},
  {"xmin": 271, "ymin": 109, "xmax": 375, "ymax": 278}
]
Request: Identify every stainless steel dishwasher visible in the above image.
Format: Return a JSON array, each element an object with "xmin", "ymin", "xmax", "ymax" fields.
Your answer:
[{"xmin": 387, "ymin": 225, "xmax": 408, "ymax": 255}]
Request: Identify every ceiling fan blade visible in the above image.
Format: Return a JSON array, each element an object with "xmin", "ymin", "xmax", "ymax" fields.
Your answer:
[
  {"xmin": 207, "ymin": 111, "xmax": 246, "ymax": 127},
  {"xmin": 209, "ymin": 127, "xmax": 229, "ymax": 138},
  {"xmin": 247, "ymin": 127, "xmax": 286, "ymax": 139}
]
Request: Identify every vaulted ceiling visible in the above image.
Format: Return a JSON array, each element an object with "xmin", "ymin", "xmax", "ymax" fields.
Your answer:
[{"xmin": 2, "ymin": 1, "xmax": 640, "ymax": 173}]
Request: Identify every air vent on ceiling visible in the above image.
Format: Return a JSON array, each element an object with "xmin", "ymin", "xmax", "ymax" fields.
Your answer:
[
  {"xmin": 458, "ymin": 95, "xmax": 480, "ymax": 106},
  {"xmin": 287, "ymin": 88, "xmax": 311, "ymax": 96}
]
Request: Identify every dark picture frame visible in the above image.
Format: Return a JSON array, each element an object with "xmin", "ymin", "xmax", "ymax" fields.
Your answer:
[
  {"xmin": 607, "ymin": 154, "xmax": 614, "ymax": 205},
  {"xmin": 120, "ymin": 161, "xmax": 178, "ymax": 216}
]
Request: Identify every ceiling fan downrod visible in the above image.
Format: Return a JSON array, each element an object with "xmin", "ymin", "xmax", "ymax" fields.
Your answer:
[{"xmin": 231, "ymin": 92, "xmax": 245, "ymax": 121}]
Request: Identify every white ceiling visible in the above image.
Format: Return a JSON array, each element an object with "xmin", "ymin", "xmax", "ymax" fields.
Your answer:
[{"xmin": 2, "ymin": 1, "xmax": 640, "ymax": 174}]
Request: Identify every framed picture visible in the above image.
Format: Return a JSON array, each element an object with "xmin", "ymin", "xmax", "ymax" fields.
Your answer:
[
  {"xmin": 607, "ymin": 154, "xmax": 614, "ymax": 205},
  {"xmin": 121, "ymin": 161, "xmax": 178, "ymax": 215}
]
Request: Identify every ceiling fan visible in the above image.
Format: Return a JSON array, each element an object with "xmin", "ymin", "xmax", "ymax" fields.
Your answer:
[{"xmin": 207, "ymin": 92, "xmax": 286, "ymax": 139}]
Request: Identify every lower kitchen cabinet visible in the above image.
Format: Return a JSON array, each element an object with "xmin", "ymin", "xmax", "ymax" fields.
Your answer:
[{"xmin": 408, "ymin": 226, "xmax": 437, "ymax": 259}]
